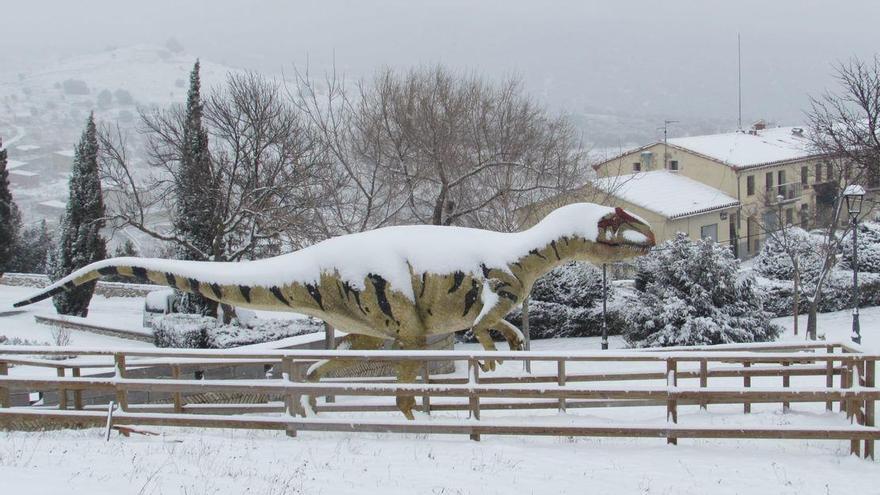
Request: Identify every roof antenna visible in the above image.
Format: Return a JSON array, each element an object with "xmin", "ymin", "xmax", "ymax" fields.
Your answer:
[{"xmin": 737, "ymin": 33, "xmax": 743, "ymax": 131}]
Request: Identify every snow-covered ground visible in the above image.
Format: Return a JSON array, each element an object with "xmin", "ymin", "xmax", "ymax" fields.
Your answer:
[{"xmin": 2, "ymin": 284, "xmax": 880, "ymax": 494}]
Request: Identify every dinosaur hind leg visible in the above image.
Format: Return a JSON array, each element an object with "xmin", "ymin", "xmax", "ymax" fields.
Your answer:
[
  {"xmin": 305, "ymin": 334, "xmax": 385, "ymax": 414},
  {"xmin": 393, "ymin": 335, "xmax": 428, "ymax": 420},
  {"xmin": 473, "ymin": 328, "xmax": 499, "ymax": 372},
  {"xmin": 395, "ymin": 360, "xmax": 421, "ymax": 420}
]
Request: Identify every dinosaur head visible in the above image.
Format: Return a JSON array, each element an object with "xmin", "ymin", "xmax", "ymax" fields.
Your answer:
[{"xmin": 591, "ymin": 207, "xmax": 655, "ymax": 261}]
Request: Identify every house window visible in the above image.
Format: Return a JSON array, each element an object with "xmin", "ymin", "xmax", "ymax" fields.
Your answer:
[
  {"xmin": 801, "ymin": 166, "xmax": 808, "ymax": 185},
  {"xmin": 785, "ymin": 208, "xmax": 794, "ymax": 225},
  {"xmin": 633, "ymin": 162, "xmax": 641, "ymax": 172},
  {"xmin": 815, "ymin": 163, "xmax": 822, "ymax": 183},
  {"xmin": 777, "ymin": 170, "xmax": 786, "ymax": 196},
  {"xmin": 826, "ymin": 162, "xmax": 833, "ymax": 181},
  {"xmin": 669, "ymin": 160, "xmax": 679, "ymax": 171},
  {"xmin": 762, "ymin": 210, "xmax": 778, "ymax": 231},
  {"xmin": 765, "ymin": 172, "xmax": 774, "ymax": 192},
  {"xmin": 700, "ymin": 224, "xmax": 718, "ymax": 242},
  {"xmin": 746, "ymin": 175, "xmax": 755, "ymax": 196}
]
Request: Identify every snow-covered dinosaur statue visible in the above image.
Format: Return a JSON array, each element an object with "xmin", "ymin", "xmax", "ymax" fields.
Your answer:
[{"xmin": 15, "ymin": 203, "xmax": 654, "ymax": 419}]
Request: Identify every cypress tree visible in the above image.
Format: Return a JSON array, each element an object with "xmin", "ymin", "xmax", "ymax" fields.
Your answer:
[
  {"xmin": 174, "ymin": 60, "xmax": 219, "ymax": 316},
  {"xmin": 0, "ymin": 139, "xmax": 21, "ymax": 275},
  {"xmin": 51, "ymin": 113, "xmax": 107, "ymax": 316}
]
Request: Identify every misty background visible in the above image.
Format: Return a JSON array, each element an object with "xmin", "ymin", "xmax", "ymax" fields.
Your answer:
[{"xmin": 2, "ymin": 0, "xmax": 878, "ymax": 132}]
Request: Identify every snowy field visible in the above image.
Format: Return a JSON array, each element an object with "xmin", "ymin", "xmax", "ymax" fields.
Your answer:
[{"xmin": 2, "ymin": 284, "xmax": 880, "ymax": 494}]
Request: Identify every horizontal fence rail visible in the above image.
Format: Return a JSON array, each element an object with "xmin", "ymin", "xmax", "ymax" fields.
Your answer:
[{"xmin": 0, "ymin": 341, "xmax": 875, "ymax": 459}]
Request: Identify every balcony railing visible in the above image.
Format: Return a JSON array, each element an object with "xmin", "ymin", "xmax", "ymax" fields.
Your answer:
[{"xmin": 764, "ymin": 182, "xmax": 803, "ymax": 206}]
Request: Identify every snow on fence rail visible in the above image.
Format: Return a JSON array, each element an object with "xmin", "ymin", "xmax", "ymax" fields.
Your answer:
[{"xmin": 0, "ymin": 341, "xmax": 876, "ymax": 459}]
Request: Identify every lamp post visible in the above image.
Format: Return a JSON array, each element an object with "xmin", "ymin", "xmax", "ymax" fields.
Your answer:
[
  {"xmin": 601, "ymin": 264, "xmax": 608, "ymax": 350},
  {"xmin": 844, "ymin": 185, "xmax": 866, "ymax": 344}
]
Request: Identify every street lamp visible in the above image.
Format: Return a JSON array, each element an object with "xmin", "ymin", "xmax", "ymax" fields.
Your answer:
[
  {"xmin": 601, "ymin": 264, "xmax": 608, "ymax": 350},
  {"xmin": 844, "ymin": 185, "xmax": 866, "ymax": 344}
]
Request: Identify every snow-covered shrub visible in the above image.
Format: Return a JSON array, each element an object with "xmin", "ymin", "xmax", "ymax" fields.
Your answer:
[
  {"xmin": 152, "ymin": 313, "xmax": 323, "ymax": 349},
  {"xmin": 529, "ymin": 262, "xmax": 604, "ymax": 307},
  {"xmin": 624, "ymin": 233, "xmax": 780, "ymax": 347},
  {"xmin": 753, "ymin": 227, "xmax": 824, "ymax": 282},
  {"xmin": 757, "ymin": 268, "xmax": 880, "ymax": 318},
  {"xmin": 210, "ymin": 317, "xmax": 323, "ymax": 348},
  {"xmin": 505, "ymin": 301, "xmax": 627, "ymax": 339},
  {"xmin": 840, "ymin": 221, "xmax": 880, "ymax": 273},
  {"xmin": 507, "ymin": 261, "xmax": 624, "ymax": 339},
  {"xmin": 153, "ymin": 314, "xmax": 214, "ymax": 348},
  {"xmin": 754, "ymin": 276, "xmax": 799, "ymax": 317}
]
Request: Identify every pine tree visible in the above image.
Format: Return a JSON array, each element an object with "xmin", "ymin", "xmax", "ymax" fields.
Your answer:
[
  {"xmin": 0, "ymin": 139, "xmax": 22, "ymax": 275},
  {"xmin": 624, "ymin": 233, "xmax": 779, "ymax": 347},
  {"xmin": 174, "ymin": 60, "xmax": 220, "ymax": 316},
  {"xmin": 51, "ymin": 114, "xmax": 107, "ymax": 316}
]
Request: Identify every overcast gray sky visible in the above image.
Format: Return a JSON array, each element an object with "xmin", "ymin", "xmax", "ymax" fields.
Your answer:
[{"xmin": 2, "ymin": 0, "xmax": 879, "ymax": 124}]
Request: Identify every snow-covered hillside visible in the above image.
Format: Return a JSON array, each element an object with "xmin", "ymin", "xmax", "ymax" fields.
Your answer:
[{"xmin": 0, "ymin": 45, "xmax": 243, "ymax": 228}]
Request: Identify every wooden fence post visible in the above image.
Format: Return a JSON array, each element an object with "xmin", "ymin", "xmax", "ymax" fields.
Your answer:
[
  {"xmin": 699, "ymin": 359, "xmax": 708, "ymax": 411},
  {"xmin": 72, "ymin": 367, "xmax": 83, "ymax": 410},
  {"xmin": 782, "ymin": 362, "xmax": 790, "ymax": 413},
  {"xmin": 421, "ymin": 361, "xmax": 431, "ymax": 415},
  {"xmin": 865, "ymin": 359, "xmax": 875, "ymax": 460},
  {"xmin": 557, "ymin": 360, "xmax": 567, "ymax": 412},
  {"xmin": 840, "ymin": 350, "xmax": 850, "ymax": 413},
  {"xmin": 0, "ymin": 361, "xmax": 9, "ymax": 408},
  {"xmin": 667, "ymin": 359, "xmax": 678, "ymax": 445},
  {"xmin": 743, "ymin": 362, "xmax": 751, "ymax": 414},
  {"xmin": 56, "ymin": 367, "xmax": 67, "ymax": 410},
  {"xmin": 826, "ymin": 345, "xmax": 835, "ymax": 411},
  {"xmin": 171, "ymin": 365, "xmax": 183, "ymax": 413},
  {"xmin": 282, "ymin": 357, "xmax": 297, "ymax": 437},
  {"xmin": 469, "ymin": 359, "xmax": 481, "ymax": 442},
  {"xmin": 846, "ymin": 363, "xmax": 855, "ymax": 421},
  {"xmin": 114, "ymin": 353, "xmax": 128, "ymax": 411}
]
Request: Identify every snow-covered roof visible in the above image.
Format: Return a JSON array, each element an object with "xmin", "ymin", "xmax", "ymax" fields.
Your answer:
[
  {"xmin": 594, "ymin": 170, "xmax": 739, "ymax": 220},
  {"xmin": 15, "ymin": 144, "xmax": 41, "ymax": 152},
  {"xmin": 54, "ymin": 150, "xmax": 75, "ymax": 158},
  {"xmin": 9, "ymin": 170, "xmax": 38, "ymax": 177},
  {"xmin": 6, "ymin": 160, "xmax": 27, "ymax": 170},
  {"xmin": 668, "ymin": 126, "xmax": 816, "ymax": 169}
]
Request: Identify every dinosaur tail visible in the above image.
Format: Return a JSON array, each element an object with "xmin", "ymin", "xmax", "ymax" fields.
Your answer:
[{"xmin": 13, "ymin": 257, "xmax": 275, "ymax": 309}]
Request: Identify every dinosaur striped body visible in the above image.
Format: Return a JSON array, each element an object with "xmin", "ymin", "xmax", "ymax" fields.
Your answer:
[{"xmin": 15, "ymin": 203, "xmax": 655, "ymax": 418}]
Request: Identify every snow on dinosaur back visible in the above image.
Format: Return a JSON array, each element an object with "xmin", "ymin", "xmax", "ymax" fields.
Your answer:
[{"xmin": 19, "ymin": 203, "xmax": 650, "ymax": 304}]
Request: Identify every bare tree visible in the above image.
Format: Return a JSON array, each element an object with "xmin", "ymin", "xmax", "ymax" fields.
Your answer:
[
  {"xmin": 290, "ymin": 68, "xmax": 410, "ymax": 238},
  {"xmin": 809, "ymin": 56, "xmax": 880, "ymax": 189},
  {"xmin": 800, "ymin": 56, "xmax": 880, "ymax": 339},
  {"xmin": 100, "ymin": 72, "xmax": 327, "ymax": 271},
  {"xmin": 751, "ymin": 204, "xmax": 823, "ymax": 336},
  {"xmin": 351, "ymin": 66, "xmax": 587, "ymax": 229}
]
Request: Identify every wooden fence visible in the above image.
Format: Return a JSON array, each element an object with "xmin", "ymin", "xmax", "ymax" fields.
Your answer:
[{"xmin": 0, "ymin": 341, "xmax": 877, "ymax": 459}]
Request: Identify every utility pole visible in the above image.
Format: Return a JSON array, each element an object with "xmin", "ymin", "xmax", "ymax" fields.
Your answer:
[
  {"xmin": 661, "ymin": 120, "xmax": 678, "ymax": 169},
  {"xmin": 738, "ymin": 33, "xmax": 743, "ymax": 130}
]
